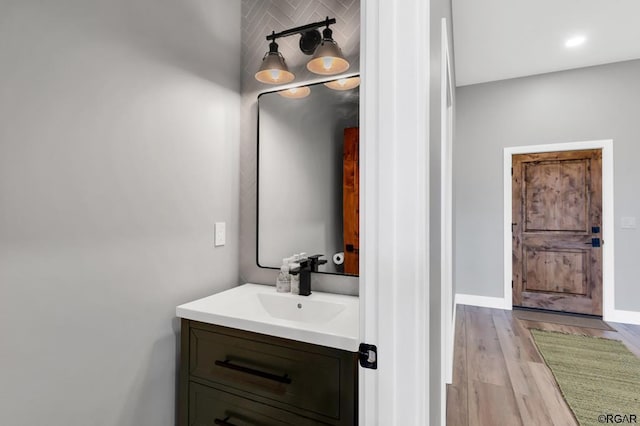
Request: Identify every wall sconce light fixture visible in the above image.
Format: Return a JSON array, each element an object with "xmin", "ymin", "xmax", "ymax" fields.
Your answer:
[
  {"xmin": 306, "ymin": 26, "xmax": 350, "ymax": 75},
  {"xmin": 255, "ymin": 17, "xmax": 350, "ymax": 84},
  {"xmin": 255, "ymin": 38, "xmax": 295, "ymax": 84}
]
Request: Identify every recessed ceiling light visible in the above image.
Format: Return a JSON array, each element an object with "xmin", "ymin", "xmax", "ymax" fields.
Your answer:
[{"xmin": 565, "ymin": 36, "xmax": 586, "ymax": 48}]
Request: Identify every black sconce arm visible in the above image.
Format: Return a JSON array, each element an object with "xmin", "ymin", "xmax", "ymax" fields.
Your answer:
[{"xmin": 265, "ymin": 17, "xmax": 336, "ymax": 41}]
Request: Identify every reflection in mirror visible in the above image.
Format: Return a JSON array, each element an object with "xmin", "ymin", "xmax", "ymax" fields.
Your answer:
[{"xmin": 258, "ymin": 76, "xmax": 359, "ymax": 276}]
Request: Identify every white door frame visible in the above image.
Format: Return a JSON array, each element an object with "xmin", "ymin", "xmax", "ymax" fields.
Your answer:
[
  {"xmin": 440, "ymin": 12, "xmax": 454, "ymax": 399},
  {"xmin": 503, "ymin": 139, "xmax": 615, "ymax": 319},
  {"xmin": 440, "ymin": 16, "xmax": 455, "ymax": 426},
  {"xmin": 359, "ymin": 0, "xmax": 431, "ymax": 424}
]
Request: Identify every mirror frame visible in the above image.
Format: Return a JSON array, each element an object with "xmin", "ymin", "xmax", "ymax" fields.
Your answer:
[{"xmin": 255, "ymin": 73, "xmax": 360, "ymax": 276}]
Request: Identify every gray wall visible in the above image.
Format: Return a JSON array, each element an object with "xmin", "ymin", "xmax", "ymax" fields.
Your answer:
[
  {"xmin": 455, "ymin": 59, "xmax": 640, "ymax": 312},
  {"xmin": 258, "ymin": 86, "xmax": 358, "ymax": 273},
  {"xmin": 240, "ymin": 0, "xmax": 360, "ymax": 294},
  {"xmin": 0, "ymin": 1, "xmax": 241, "ymax": 425},
  {"xmin": 429, "ymin": 1, "xmax": 455, "ymax": 425}
]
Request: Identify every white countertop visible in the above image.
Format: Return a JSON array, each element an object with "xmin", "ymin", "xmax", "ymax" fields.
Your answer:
[{"xmin": 176, "ymin": 283, "xmax": 360, "ymax": 352}]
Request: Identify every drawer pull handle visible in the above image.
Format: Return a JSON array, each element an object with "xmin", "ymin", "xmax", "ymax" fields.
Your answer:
[
  {"xmin": 214, "ymin": 416, "xmax": 236, "ymax": 426},
  {"xmin": 214, "ymin": 359, "xmax": 292, "ymax": 384}
]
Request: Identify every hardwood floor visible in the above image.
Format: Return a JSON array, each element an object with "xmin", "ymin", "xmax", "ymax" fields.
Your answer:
[{"xmin": 446, "ymin": 305, "xmax": 640, "ymax": 425}]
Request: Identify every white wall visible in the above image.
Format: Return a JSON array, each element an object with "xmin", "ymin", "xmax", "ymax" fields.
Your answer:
[
  {"xmin": 0, "ymin": 1, "xmax": 241, "ymax": 425},
  {"xmin": 455, "ymin": 59, "xmax": 640, "ymax": 312}
]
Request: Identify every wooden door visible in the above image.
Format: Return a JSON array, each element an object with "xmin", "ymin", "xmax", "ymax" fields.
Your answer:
[
  {"xmin": 343, "ymin": 128, "xmax": 359, "ymax": 275},
  {"xmin": 512, "ymin": 149, "xmax": 603, "ymax": 315}
]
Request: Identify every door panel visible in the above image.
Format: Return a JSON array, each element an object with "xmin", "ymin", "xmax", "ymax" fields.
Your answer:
[
  {"xmin": 512, "ymin": 149, "xmax": 602, "ymax": 315},
  {"xmin": 524, "ymin": 160, "xmax": 588, "ymax": 232},
  {"xmin": 524, "ymin": 249, "xmax": 587, "ymax": 294}
]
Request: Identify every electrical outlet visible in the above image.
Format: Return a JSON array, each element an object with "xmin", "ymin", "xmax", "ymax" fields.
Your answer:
[
  {"xmin": 621, "ymin": 217, "xmax": 637, "ymax": 229},
  {"xmin": 214, "ymin": 222, "xmax": 226, "ymax": 246}
]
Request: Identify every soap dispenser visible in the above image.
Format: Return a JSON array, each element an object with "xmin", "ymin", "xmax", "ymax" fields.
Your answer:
[{"xmin": 276, "ymin": 258, "xmax": 291, "ymax": 293}]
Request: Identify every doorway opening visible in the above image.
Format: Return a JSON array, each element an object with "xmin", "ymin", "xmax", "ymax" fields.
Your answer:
[
  {"xmin": 503, "ymin": 140, "xmax": 615, "ymax": 319},
  {"xmin": 512, "ymin": 149, "xmax": 602, "ymax": 315}
]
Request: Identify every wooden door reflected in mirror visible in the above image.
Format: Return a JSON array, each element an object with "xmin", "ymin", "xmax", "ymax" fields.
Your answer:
[{"xmin": 343, "ymin": 127, "xmax": 359, "ymax": 275}]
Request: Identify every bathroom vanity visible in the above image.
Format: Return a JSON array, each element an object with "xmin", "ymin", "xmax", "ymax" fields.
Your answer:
[{"xmin": 177, "ymin": 284, "xmax": 359, "ymax": 426}]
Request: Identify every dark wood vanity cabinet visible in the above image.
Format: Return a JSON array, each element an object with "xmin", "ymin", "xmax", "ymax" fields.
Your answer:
[{"xmin": 179, "ymin": 320, "xmax": 358, "ymax": 426}]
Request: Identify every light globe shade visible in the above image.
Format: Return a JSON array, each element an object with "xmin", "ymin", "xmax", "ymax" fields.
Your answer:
[
  {"xmin": 307, "ymin": 40, "xmax": 350, "ymax": 75},
  {"xmin": 255, "ymin": 52, "xmax": 295, "ymax": 84},
  {"xmin": 324, "ymin": 76, "xmax": 360, "ymax": 91},
  {"xmin": 278, "ymin": 86, "xmax": 311, "ymax": 99}
]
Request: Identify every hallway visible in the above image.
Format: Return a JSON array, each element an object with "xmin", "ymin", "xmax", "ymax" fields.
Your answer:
[{"xmin": 446, "ymin": 305, "xmax": 640, "ymax": 425}]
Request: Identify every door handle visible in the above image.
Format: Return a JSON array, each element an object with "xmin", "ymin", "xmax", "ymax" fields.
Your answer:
[
  {"xmin": 585, "ymin": 238, "xmax": 601, "ymax": 248},
  {"xmin": 214, "ymin": 417, "xmax": 237, "ymax": 426},
  {"xmin": 215, "ymin": 359, "xmax": 292, "ymax": 384}
]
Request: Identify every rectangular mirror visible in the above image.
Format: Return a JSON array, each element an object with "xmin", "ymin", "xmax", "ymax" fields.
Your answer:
[{"xmin": 257, "ymin": 76, "xmax": 360, "ymax": 276}]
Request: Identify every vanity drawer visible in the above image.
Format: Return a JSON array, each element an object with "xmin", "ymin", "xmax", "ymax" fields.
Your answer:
[
  {"xmin": 189, "ymin": 326, "xmax": 342, "ymax": 419},
  {"xmin": 189, "ymin": 382, "xmax": 328, "ymax": 426}
]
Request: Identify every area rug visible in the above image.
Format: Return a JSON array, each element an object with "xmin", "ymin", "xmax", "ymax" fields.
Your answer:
[{"xmin": 530, "ymin": 329, "xmax": 640, "ymax": 426}]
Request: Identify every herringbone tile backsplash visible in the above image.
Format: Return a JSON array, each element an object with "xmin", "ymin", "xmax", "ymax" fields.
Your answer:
[{"xmin": 239, "ymin": 0, "xmax": 360, "ymax": 291}]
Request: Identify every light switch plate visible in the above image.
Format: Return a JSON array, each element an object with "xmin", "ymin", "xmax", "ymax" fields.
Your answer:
[
  {"xmin": 214, "ymin": 222, "xmax": 226, "ymax": 246},
  {"xmin": 621, "ymin": 217, "xmax": 637, "ymax": 229}
]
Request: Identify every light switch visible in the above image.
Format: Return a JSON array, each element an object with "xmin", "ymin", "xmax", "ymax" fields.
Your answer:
[
  {"xmin": 621, "ymin": 217, "xmax": 637, "ymax": 229},
  {"xmin": 214, "ymin": 222, "xmax": 226, "ymax": 246}
]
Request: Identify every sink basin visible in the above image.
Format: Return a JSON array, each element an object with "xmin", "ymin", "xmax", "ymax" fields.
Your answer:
[
  {"xmin": 176, "ymin": 283, "xmax": 359, "ymax": 351},
  {"xmin": 257, "ymin": 292, "xmax": 347, "ymax": 324}
]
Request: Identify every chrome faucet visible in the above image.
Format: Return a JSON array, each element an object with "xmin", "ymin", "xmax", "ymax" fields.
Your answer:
[{"xmin": 289, "ymin": 254, "xmax": 327, "ymax": 296}]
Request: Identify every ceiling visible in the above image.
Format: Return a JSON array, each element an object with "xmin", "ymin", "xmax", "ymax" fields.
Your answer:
[{"xmin": 452, "ymin": 0, "xmax": 640, "ymax": 86}]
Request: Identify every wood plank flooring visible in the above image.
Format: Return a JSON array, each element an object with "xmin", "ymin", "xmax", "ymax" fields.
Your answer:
[{"xmin": 446, "ymin": 306, "xmax": 640, "ymax": 426}]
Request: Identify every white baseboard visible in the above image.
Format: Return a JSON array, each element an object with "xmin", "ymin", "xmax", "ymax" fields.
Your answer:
[
  {"xmin": 455, "ymin": 293, "xmax": 509, "ymax": 310},
  {"xmin": 605, "ymin": 309, "xmax": 640, "ymax": 325}
]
